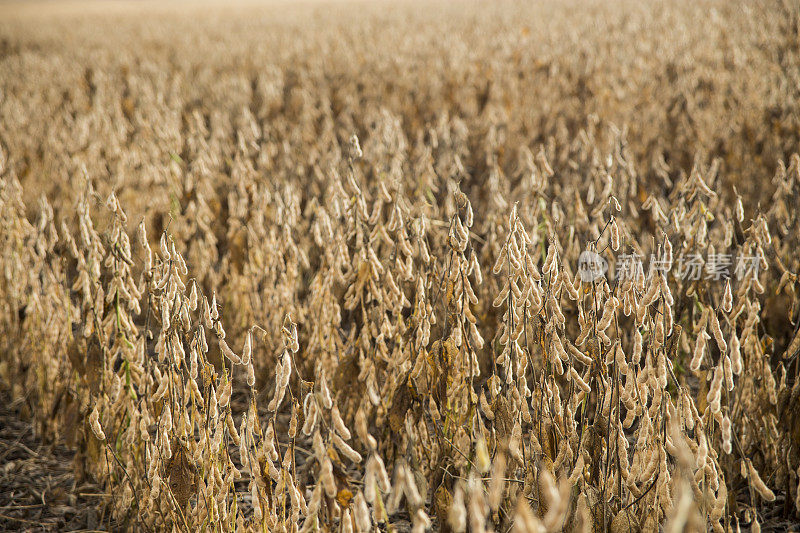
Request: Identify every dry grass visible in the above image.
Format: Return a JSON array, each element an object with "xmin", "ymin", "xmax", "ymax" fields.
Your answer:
[{"xmin": 1, "ymin": 0, "xmax": 800, "ymax": 531}]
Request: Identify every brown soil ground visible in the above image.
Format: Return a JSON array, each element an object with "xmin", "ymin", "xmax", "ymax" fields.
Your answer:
[{"xmin": 0, "ymin": 392, "xmax": 107, "ymax": 532}]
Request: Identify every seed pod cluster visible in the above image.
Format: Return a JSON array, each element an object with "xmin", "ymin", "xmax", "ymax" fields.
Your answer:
[{"xmin": 1, "ymin": 1, "xmax": 799, "ymax": 530}]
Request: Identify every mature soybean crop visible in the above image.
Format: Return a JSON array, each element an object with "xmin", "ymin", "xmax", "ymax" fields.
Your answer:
[{"xmin": 1, "ymin": 0, "xmax": 800, "ymax": 531}]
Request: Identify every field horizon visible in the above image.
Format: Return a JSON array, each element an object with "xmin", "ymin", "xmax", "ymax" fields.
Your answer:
[{"xmin": 1, "ymin": 0, "xmax": 799, "ymax": 531}]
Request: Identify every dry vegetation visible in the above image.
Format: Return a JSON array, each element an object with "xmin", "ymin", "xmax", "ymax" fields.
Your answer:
[{"xmin": 1, "ymin": 0, "xmax": 800, "ymax": 531}]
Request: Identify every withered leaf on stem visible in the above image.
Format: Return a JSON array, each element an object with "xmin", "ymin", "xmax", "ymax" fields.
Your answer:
[
  {"xmin": 433, "ymin": 485, "xmax": 453, "ymax": 533},
  {"xmin": 166, "ymin": 440, "xmax": 197, "ymax": 511},
  {"xmin": 388, "ymin": 373, "xmax": 414, "ymax": 433},
  {"xmin": 84, "ymin": 338, "xmax": 104, "ymax": 395}
]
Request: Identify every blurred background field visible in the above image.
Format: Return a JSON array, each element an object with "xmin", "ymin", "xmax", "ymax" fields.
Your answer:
[{"xmin": 1, "ymin": 0, "xmax": 799, "ymax": 531}]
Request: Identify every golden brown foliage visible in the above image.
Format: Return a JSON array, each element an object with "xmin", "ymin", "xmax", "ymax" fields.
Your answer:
[{"xmin": 1, "ymin": 0, "xmax": 799, "ymax": 531}]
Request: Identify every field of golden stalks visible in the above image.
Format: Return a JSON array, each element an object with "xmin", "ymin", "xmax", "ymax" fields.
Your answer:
[{"xmin": 1, "ymin": 0, "xmax": 800, "ymax": 530}]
